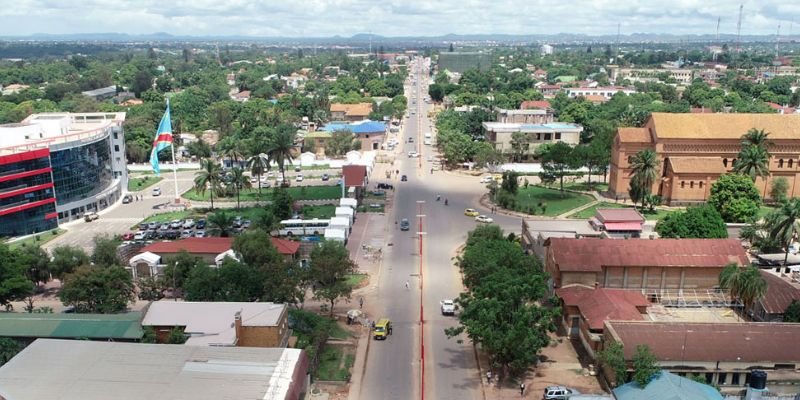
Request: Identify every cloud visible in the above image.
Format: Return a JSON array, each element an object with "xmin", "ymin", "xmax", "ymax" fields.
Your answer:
[{"xmin": 0, "ymin": 0, "xmax": 799, "ymax": 37}]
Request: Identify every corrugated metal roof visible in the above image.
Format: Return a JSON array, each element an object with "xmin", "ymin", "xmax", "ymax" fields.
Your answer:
[
  {"xmin": 758, "ymin": 270, "xmax": 800, "ymax": 315},
  {"xmin": 556, "ymin": 287, "xmax": 647, "ymax": 330},
  {"xmin": 0, "ymin": 312, "xmax": 143, "ymax": 340},
  {"xmin": 613, "ymin": 371, "xmax": 723, "ymax": 400}
]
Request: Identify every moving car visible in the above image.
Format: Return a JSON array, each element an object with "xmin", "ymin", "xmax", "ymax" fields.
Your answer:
[
  {"xmin": 475, "ymin": 215, "xmax": 494, "ymax": 224},
  {"xmin": 543, "ymin": 386, "xmax": 579, "ymax": 400},
  {"xmin": 401, "ymin": 175, "xmax": 408, "ymax": 182},
  {"xmin": 400, "ymin": 218, "xmax": 410, "ymax": 231},
  {"xmin": 440, "ymin": 299, "xmax": 456, "ymax": 316},
  {"xmin": 321, "ymin": 173, "xmax": 330, "ymax": 181},
  {"xmin": 84, "ymin": 213, "xmax": 99, "ymax": 222},
  {"xmin": 480, "ymin": 175, "xmax": 494, "ymax": 183},
  {"xmin": 408, "ymin": 137, "xmax": 414, "ymax": 143},
  {"xmin": 152, "ymin": 187, "xmax": 161, "ymax": 196},
  {"xmin": 424, "ymin": 139, "xmax": 431, "ymax": 146},
  {"xmin": 122, "ymin": 194, "xmax": 133, "ymax": 204},
  {"xmin": 296, "ymin": 174, "xmax": 304, "ymax": 182},
  {"xmin": 373, "ymin": 318, "xmax": 392, "ymax": 340},
  {"xmin": 464, "ymin": 208, "xmax": 480, "ymax": 217}
]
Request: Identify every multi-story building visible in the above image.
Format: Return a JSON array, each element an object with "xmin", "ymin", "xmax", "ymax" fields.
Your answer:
[
  {"xmin": 0, "ymin": 112, "xmax": 127, "ymax": 237},
  {"xmin": 482, "ymin": 121, "xmax": 583, "ymax": 158},
  {"xmin": 607, "ymin": 65, "xmax": 695, "ymax": 85},
  {"xmin": 564, "ymin": 86, "xmax": 637, "ymax": 100},
  {"xmin": 496, "ymin": 108, "xmax": 554, "ymax": 124},
  {"xmin": 329, "ymin": 103, "xmax": 373, "ymax": 122},
  {"xmin": 609, "ymin": 113, "xmax": 800, "ymax": 205}
]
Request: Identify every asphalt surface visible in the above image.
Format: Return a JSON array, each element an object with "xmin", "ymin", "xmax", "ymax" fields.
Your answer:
[{"xmin": 360, "ymin": 58, "xmax": 522, "ymax": 400}]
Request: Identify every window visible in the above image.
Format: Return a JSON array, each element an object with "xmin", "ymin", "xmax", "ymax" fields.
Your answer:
[
  {"xmin": 681, "ymin": 181, "xmax": 685, "ymax": 188},
  {"xmin": 114, "ymin": 145, "xmax": 120, "ymax": 152},
  {"xmin": 718, "ymin": 373, "xmax": 727, "ymax": 385},
  {"xmin": 544, "ymin": 133, "xmax": 552, "ymax": 141},
  {"xmin": 723, "ymin": 158, "xmax": 728, "ymax": 168},
  {"xmin": 790, "ymin": 160, "xmax": 795, "ymax": 169},
  {"xmin": 732, "ymin": 373, "xmax": 740, "ymax": 385},
  {"xmin": 690, "ymin": 181, "xmax": 694, "ymax": 189},
  {"xmin": 779, "ymin": 159, "xmax": 784, "ymax": 168},
  {"xmin": 699, "ymin": 181, "xmax": 703, "ymax": 188},
  {"xmin": 555, "ymin": 132, "xmax": 561, "ymax": 140}
]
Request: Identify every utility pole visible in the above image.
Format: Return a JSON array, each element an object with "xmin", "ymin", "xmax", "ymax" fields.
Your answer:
[
  {"xmin": 616, "ymin": 23, "xmax": 621, "ymax": 55},
  {"xmin": 736, "ymin": 4, "xmax": 743, "ymax": 54},
  {"xmin": 776, "ymin": 23, "xmax": 782, "ymax": 59},
  {"xmin": 714, "ymin": 17, "xmax": 721, "ymax": 61}
]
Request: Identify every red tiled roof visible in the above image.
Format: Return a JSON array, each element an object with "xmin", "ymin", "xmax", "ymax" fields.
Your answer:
[
  {"xmin": 546, "ymin": 238, "xmax": 749, "ymax": 273},
  {"xmin": 758, "ymin": 270, "xmax": 800, "ymax": 315},
  {"xmin": 342, "ymin": 165, "xmax": 367, "ymax": 187},
  {"xmin": 270, "ymin": 237, "xmax": 301, "ymax": 255},
  {"xmin": 519, "ymin": 100, "xmax": 552, "ymax": 110},
  {"xmin": 604, "ymin": 222, "xmax": 643, "ymax": 232},
  {"xmin": 556, "ymin": 286, "xmax": 648, "ymax": 330},
  {"xmin": 595, "ymin": 208, "xmax": 645, "ymax": 224},
  {"xmin": 141, "ymin": 237, "xmax": 234, "ymax": 255},
  {"xmin": 606, "ymin": 321, "xmax": 800, "ymax": 363}
]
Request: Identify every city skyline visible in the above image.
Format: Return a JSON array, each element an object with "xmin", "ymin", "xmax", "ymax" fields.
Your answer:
[{"xmin": 0, "ymin": 0, "xmax": 799, "ymax": 39}]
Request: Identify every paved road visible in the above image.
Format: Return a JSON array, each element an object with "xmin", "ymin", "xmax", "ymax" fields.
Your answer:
[{"xmin": 360, "ymin": 58, "xmax": 523, "ymax": 400}]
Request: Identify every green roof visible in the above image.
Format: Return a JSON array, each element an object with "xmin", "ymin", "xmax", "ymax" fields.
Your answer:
[
  {"xmin": 555, "ymin": 75, "xmax": 578, "ymax": 82},
  {"xmin": 0, "ymin": 312, "xmax": 144, "ymax": 340}
]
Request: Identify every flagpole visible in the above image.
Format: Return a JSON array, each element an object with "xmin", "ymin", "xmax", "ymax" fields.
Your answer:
[{"xmin": 171, "ymin": 142, "xmax": 180, "ymax": 203}]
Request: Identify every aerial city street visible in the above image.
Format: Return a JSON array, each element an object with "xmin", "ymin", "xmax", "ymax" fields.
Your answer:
[{"xmin": 1, "ymin": 2, "xmax": 800, "ymax": 400}]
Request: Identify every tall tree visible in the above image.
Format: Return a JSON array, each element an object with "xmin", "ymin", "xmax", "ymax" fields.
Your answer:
[
  {"xmin": 655, "ymin": 205, "xmax": 728, "ymax": 239},
  {"xmin": 733, "ymin": 145, "xmax": 770, "ymax": 182},
  {"xmin": 719, "ymin": 264, "xmax": 767, "ymax": 317},
  {"xmin": 708, "ymin": 174, "xmax": 762, "ymax": 223},
  {"xmin": 50, "ymin": 245, "xmax": 89, "ymax": 282},
  {"xmin": 207, "ymin": 211, "xmax": 235, "ymax": 237},
  {"xmin": 632, "ymin": 345, "xmax": 660, "ymax": 388},
  {"xmin": 0, "ymin": 245, "xmax": 34, "ymax": 307},
  {"xmin": 91, "ymin": 235, "xmax": 121, "ymax": 268},
  {"xmin": 0, "ymin": 338, "xmax": 25, "ymax": 366},
  {"xmin": 229, "ymin": 167, "xmax": 251, "ymax": 209},
  {"xmin": 194, "ymin": 158, "xmax": 223, "ymax": 209},
  {"xmin": 769, "ymin": 198, "xmax": 800, "ymax": 268},
  {"xmin": 247, "ymin": 152, "xmax": 270, "ymax": 195},
  {"xmin": 628, "ymin": 149, "xmax": 659, "ymax": 209},
  {"xmin": 598, "ymin": 342, "xmax": 627, "ymax": 387},
  {"xmin": 59, "ymin": 266, "xmax": 135, "ymax": 313},
  {"xmin": 539, "ymin": 142, "xmax": 577, "ymax": 192},
  {"xmin": 309, "ymin": 241, "xmax": 357, "ymax": 316},
  {"xmin": 267, "ymin": 124, "xmax": 297, "ymax": 183}
]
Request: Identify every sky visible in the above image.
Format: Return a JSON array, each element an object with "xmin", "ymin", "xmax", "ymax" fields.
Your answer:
[{"xmin": 0, "ymin": 0, "xmax": 799, "ymax": 38}]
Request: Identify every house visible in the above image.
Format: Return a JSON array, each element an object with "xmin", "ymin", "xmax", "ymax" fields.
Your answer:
[
  {"xmin": 496, "ymin": 108, "xmax": 554, "ymax": 124},
  {"xmin": 342, "ymin": 164, "xmax": 368, "ymax": 200},
  {"xmin": 330, "ymin": 103, "xmax": 373, "ymax": 122},
  {"xmin": 321, "ymin": 120, "xmax": 386, "ymax": 150},
  {"xmin": 0, "ymin": 312, "xmax": 143, "ymax": 344},
  {"xmin": 81, "ymin": 85, "xmax": 118, "ymax": 101},
  {"xmin": 565, "ymin": 86, "xmax": 637, "ymax": 100},
  {"xmin": 519, "ymin": 100, "xmax": 551, "ymax": 110},
  {"xmin": 751, "ymin": 270, "xmax": 800, "ymax": 322},
  {"xmin": 544, "ymin": 238, "xmax": 749, "ymax": 290},
  {"xmin": 604, "ymin": 321, "xmax": 800, "ymax": 391},
  {"xmin": 533, "ymin": 69, "xmax": 548, "ymax": 80},
  {"xmin": 589, "ymin": 208, "xmax": 645, "ymax": 237},
  {"xmin": 231, "ymin": 90, "xmax": 251, "ymax": 102},
  {"xmin": 0, "ymin": 339, "xmax": 308, "ymax": 400},
  {"xmin": 1, "ymin": 83, "xmax": 30, "ymax": 95},
  {"xmin": 608, "ymin": 113, "xmax": 800, "ymax": 205},
  {"xmin": 555, "ymin": 286, "xmax": 648, "ymax": 356},
  {"xmin": 536, "ymin": 83, "xmax": 561, "ymax": 97},
  {"xmin": 612, "ymin": 371, "xmax": 723, "ymax": 400},
  {"xmin": 482, "ymin": 122, "xmax": 583, "ymax": 159},
  {"xmin": 142, "ymin": 301, "xmax": 290, "ymax": 348},
  {"xmin": 120, "ymin": 98, "xmax": 143, "ymax": 106}
]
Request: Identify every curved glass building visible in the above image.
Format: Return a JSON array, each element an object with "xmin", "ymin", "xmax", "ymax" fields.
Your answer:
[{"xmin": 0, "ymin": 113, "xmax": 127, "ymax": 237}]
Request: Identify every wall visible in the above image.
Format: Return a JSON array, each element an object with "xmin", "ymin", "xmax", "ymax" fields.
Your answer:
[{"xmin": 236, "ymin": 310, "xmax": 290, "ymax": 348}]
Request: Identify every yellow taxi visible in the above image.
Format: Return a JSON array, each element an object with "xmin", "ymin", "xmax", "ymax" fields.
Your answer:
[
  {"xmin": 464, "ymin": 208, "xmax": 480, "ymax": 217},
  {"xmin": 373, "ymin": 318, "xmax": 392, "ymax": 340}
]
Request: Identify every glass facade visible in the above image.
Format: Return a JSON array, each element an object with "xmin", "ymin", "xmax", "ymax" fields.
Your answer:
[
  {"xmin": 50, "ymin": 137, "xmax": 113, "ymax": 206},
  {"xmin": 0, "ymin": 202, "xmax": 56, "ymax": 237},
  {"xmin": 0, "ymin": 151, "xmax": 57, "ymax": 237}
]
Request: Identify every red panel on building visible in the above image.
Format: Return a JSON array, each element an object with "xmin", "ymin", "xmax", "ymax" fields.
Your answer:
[
  {"xmin": 45, "ymin": 212, "xmax": 58, "ymax": 220},
  {"xmin": 0, "ymin": 183, "xmax": 54, "ymax": 200},
  {"xmin": 0, "ymin": 197, "xmax": 56, "ymax": 217},
  {"xmin": 0, "ymin": 148, "xmax": 50, "ymax": 166},
  {"xmin": 0, "ymin": 167, "xmax": 53, "ymax": 184}
]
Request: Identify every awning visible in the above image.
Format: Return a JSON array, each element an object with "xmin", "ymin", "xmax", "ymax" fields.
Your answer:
[{"xmin": 604, "ymin": 222, "xmax": 643, "ymax": 232}]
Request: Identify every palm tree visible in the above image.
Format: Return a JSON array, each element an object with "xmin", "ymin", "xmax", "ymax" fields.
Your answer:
[
  {"xmin": 268, "ymin": 124, "xmax": 297, "ymax": 183},
  {"xmin": 247, "ymin": 153, "xmax": 270, "ymax": 195},
  {"xmin": 719, "ymin": 263, "xmax": 767, "ymax": 319},
  {"xmin": 733, "ymin": 145, "xmax": 770, "ymax": 182},
  {"xmin": 194, "ymin": 158, "xmax": 222, "ymax": 210},
  {"xmin": 229, "ymin": 167, "xmax": 251, "ymax": 209},
  {"xmin": 769, "ymin": 198, "xmax": 800, "ymax": 267},
  {"xmin": 741, "ymin": 128, "xmax": 771, "ymax": 153},
  {"xmin": 207, "ymin": 211, "xmax": 235, "ymax": 237},
  {"xmin": 628, "ymin": 149, "xmax": 660, "ymax": 209},
  {"xmin": 218, "ymin": 137, "xmax": 243, "ymax": 169}
]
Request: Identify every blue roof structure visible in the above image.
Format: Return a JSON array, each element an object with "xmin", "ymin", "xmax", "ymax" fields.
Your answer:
[
  {"xmin": 321, "ymin": 120, "xmax": 386, "ymax": 134},
  {"xmin": 613, "ymin": 371, "xmax": 723, "ymax": 400}
]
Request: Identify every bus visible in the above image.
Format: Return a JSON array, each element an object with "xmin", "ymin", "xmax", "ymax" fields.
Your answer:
[{"xmin": 278, "ymin": 219, "xmax": 331, "ymax": 236}]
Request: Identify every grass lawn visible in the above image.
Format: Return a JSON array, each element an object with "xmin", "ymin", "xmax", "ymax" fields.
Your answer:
[
  {"xmin": 183, "ymin": 185, "xmax": 341, "ymax": 202},
  {"xmin": 7, "ymin": 229, "xmax": 64, "ymax": 250},
  {"xmin": 300, "ymin": 204, "xmax": 336, "ymax": 219},
  {"xmin": 568, "ymin": 201, "xmax": 627, "ymax": 219},
  {"xmin": 346, "ymin": 273, "xmax": 368, "ymax": 288},
  {"xmin": 759, "ymin": 205, "xmax": 777, "ymax": 219},
  {"xmin": 329, "ymin": 323, "xmax": 351, "ymax": 340},
  {"xmin": 127, "ymin": 176, "xmax": 163, "ymax": 192},
  {"xmin": 507, "ymin": 186, "xmax": 594, "ymax": 216},
  {"xmin": 357, "ymin": 204, "xmax": 385, "ymax": 213},
  {"xmin": 316, "ymin": 345, "xmax": 354, "ymax": 381},
  {"xmin": 139, "ymin": 210, "xmax": 195, "ymax": 225},
  {"xmin": 640, "ymin": 208, "xmax": 677, "ymax": 221},
  {"xmin": 563, "ymin": 182, "xmax": 609, "ymax": 193}
]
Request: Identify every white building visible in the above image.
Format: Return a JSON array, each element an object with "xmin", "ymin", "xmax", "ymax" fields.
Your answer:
[
  {"xmin": 482, "ymin": 122, "xmax": 583, "ymax": 158},
  {"xmin": 565, "ymin": 86, "xmax": 637, "ymax": 100},
  {"xmin": 541, "ymin": 44, "xmax": 554, "ymax": 55}
]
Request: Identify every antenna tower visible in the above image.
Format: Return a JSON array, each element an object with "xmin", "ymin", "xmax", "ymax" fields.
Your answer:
[
  {"xmin": 776, "ymin": 24, "xmax": 781, "ymax": 58},
  {"xmin": 736, "ymin": 4, "xmax": 743, "ymax": 54},
  {"xmin": 616, "ymin": 23, "xmax": 621, "ymax": 53},
  {"xmin": 714, "ymin": 17, "xmax": 721, "ymax": 61}
]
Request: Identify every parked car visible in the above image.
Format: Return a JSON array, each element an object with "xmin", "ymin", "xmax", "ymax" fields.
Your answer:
[
  {"xmin": 195, "ymin": 230, "xmax": 206, "ymax": 238},
  {"xmin": 196, "ymin": 219, "xmax": 206, "ymax": 229},
  {"xmin": 84, "ymin": 213, "xmax": 99, "ymax": 222},
  {"xmin": 321, "ymin": 173, "xmax": 330, "ymax": 181},
  {"xmin": 160, "ymin": 223, "xmax": 170, "ymax": 231},
  {"xmin": 147, "ymin": 222, "xmax": 159, "ymax": 230},
  {"xmin": 401, "ymin": 175, "xmax": 408, "ymax": 182},
  {"xmin": 180, "ymin": 230, "xmax": 193, "ymax": 239},
  {"xmin": 183, "ymin": 219, "xmax": 195, "ymax": 229},
  {"xmin": 242, "ymin": 220, "xmax": 251, "ymax": 229},
  {"xmin": 139, "ymin": 223, "xmax": 149, "ymax": 231},
  {"xmin": 122, "ymin": 194, "xmax": 133, "ymax": 204},
  {"xmin": 134, "ymin": 232, "xmax": 146, "ymax": 241},
  {"xmin": 296, "ymin": 174, "xmax": 304, "ymax": 182},
  {"xmin": 464, "ymin": 208, "xmax": 480, "ymax": 217},
  {"xmin": 543, "ymin": 386, "xmax": 579, "ymax": 400},
  {"xmin": 407, "ymin": 151, "xmax": 419, "ymax": 158},
  {"xmin": 169, "ymin": 220, "xmax": 182, "ymax": 229},
  {"xmin": 152, "ymin": 187, "xmax": 161, "ymax": 196},
  {"xmin": 122, "ymin": 232, "xmax": 134, "ymax": 241},
  {"xmin": 164, "ymin": 230, "xmax": 180, "ymax": 240},
  {"xmin": 480, "ymin": 175, "xmax": 494, "ymax": 183},
  {"xmin": 475, "ymin": 215, "xmax": 494, "ymax": 224},
  {"xmin": 294, "ymin": 166, "xmax": 301, "ymax": 172},
  {"xmin": 400, "ymin": 218, "xmax": 410, "ymax": 231},
  {"xmin": 440, "ymin": 299, "xmax": 456, "ymax": 315}
]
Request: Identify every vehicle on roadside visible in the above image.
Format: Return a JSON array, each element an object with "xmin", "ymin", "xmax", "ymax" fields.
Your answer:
[
  {"xmin": 152, "ymin": 187, "xmax": 161, "ymax": 196},
  {"xmin": 424, "ymin": 139, "xmax": 431, "ymax": 146},
  {"xmin": 401, "ymin": 175, "xmax": 408, "ymax": 181},
  {"xmin": 400, "ymin": 218, "xmax": 410, "ymax": 231},
  {"xmin": 408, "ymin": 151, "xmax": 419, "ymax": 158},
  {"xmin": 160, "ymin": 223, "xmax": 171, "ymax": 231},
  {"xmin": 480, "ymin": 176, "xmax": 494, "ymax": 183},
  {"xmin": 373, "ymin": 318, "xmax": 392, "ymax": 340},
  {"xmin": 180, "ymin": 230, "xmax": 193, "ymax": 239},
  {"xmin": 195, "ymin": 230, "xmax": 206, "ymax": 237},
  {"xmin": 464, "ymin": 208, "xmax": 479, "ymax": 217},
  {"xmin": 147, "ymin": 222, "xmax": 159, "ymax": 230},
  {"xmin": 122, "ymin": 194, "xmax": 133, "ymax": 204},
  {"xmin": 122, "ymin": 233, "xmax": 134, "ymax": 241},
  {"xmin": 195, "ymin": 219, "xmax": 206, "ymax": 229},
  {"xmin": 408, "ymin": 137, "xmax": 414, "ymax": 143},
  {"xmin": 84, "ymin": 213, "xmax": 99, "ymax": 222},
  {"xmin": 296, "ymin": 174, "xmax": 304, "ymax": 182},
  {"xmin": 294, "ymin": 166, "xmax": 301, "ymax": 172},
  {"xmin": 543, "ymin": 386, "xmax": 580, "ymax": 400},
  {"xmin": 183, "ymin": 219, "xmax": 195, "ymax": 229},
  {"xmin": 139, "ymin": 222, "xmax": 149, "ymax": 230},
  {"xmin": 170, "ymin": 219, "xmax": 182, "ymax": 229},
  {"xmin": 279, "ymin": 219, "xmax": 331, "ymax": 236},
  {"xmin": 134, "ymin": 232, "xmax": 146, "ymax": 241},
  {"xmin": 321, "ymin": 173, "xmax": 330, "ymax": 181},
  {"xmin": 164, "ymin": 230, "xmax": 180, "ymax": 240},
  {"xmin": 475, "ymin": 215, "xmax": 494, "ymax": 224},
  {"xmin": 440, "ymin": 299, "xmax": 456, "ymax": 315}
]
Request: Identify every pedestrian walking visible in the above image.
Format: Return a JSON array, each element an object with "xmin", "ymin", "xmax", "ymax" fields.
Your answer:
[
  {"xmin": 405, "ymin": 281, "xmax": 409, "ymax": 290},
  {"xmin": 520, "ymin": 383, "xmax": 525, "ymax": 396},
  {"xmin": 486, "ymin": 371, "xmax": 492, "ymax": 384},
  {"xmin": 359, "ymin": 297, "xmax": 364, "ymax": 309}
]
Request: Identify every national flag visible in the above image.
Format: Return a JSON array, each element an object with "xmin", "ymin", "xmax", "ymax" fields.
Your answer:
[{"xmin": 150, "ymin": 100, "xmax": 173, "ymax": 176}]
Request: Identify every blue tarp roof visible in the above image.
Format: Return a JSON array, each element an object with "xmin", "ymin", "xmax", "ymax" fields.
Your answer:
[
  {"xmin": 613, "ymin": 371, "xmax": 723, "ymax": 400},
  {"xmin": 321, "ymin": 120, "xmax": 386, "ymax": 134}
]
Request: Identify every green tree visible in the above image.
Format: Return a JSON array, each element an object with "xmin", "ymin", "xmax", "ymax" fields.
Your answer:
[
  {"xmin": 733, "ymin": 145, "xmax": 770, "ymax": 183},
  {"xmin": 539, "ymin": 142, "xmax": 577, "ymax": 192},
  {"xmin": 229, "ymin": 167, "xmax": 251, "ymax": 209},
  {"xmin": 327, "ymin": 130, "xmax": 356, "ymax": 157},
  {"xmin": 91, "ymin": 235, "xmax": 121, "ymax": 268},
  {"xmin": 50, "ymin": 245, "xmax": 89, "ymax": 281},
  {"xmin": 267, "ymin": 124, "xmax": 297, "ymax": 183},
  {"xmin": 632, "ymin": 345, "xmax": 660, "ymax": 388},
  {"xmin": 17, "ymin": 245, "xmax": 52, "ymax": 288},
  {"xmin": 783, "ymin": 300, "xmax": 800, "ymax": 322},
  {"xmin": 141, "ymin": 327, "xmax": 157, "ymax": 343},
  {"xmin": 194, "ymin": 158, "xmax": 223, "ymax": 209},
  {"xmin": 768, "ymin": 198, "xmax": 800, "ymax": 268},
  {"xmin": 509, "ymin": 131, "xmax": 529, "ymax": 162},
  {"xmin": 628, "ymin": 149, "xmax": 659, "ymax": 209},
  {"xmin": 719, "ymin": 264, "xmax": 767, "ymax": 316},
  {"xmin": 500, "ymin": 171, "xmax": 520, "ymax": 195},
  {"xmin": 247, "ymin": 152, "xmax": 270, "ymax": 195},
  {"xmin": 162, "ymin": 250, "xmax": 205, "ymax": 293},
  {"xmin": 598, "ymin": 342, "xmax": 627, "ymax": 387},
  {"xmin": 167, "ymin": 327, "xmax": 187, "ymax": 344},
  {"xmin": 207, "ymin": 211, "xmax": 235, "ymax": 237},
  {"xmin": 59, "ymin": 266, "xmax": 135, "ymax": 313},
  {"xmin": 708, "ymin": 174, "xmax": 762, "ymax": 223},
  {"xmin": 0, "ymin": 245, "xmax": 33, "ymax": 307},
  {"xmin": 0, "ymin": 338, "xmax": 25, "ymax": 366},
  {"xmin": 309, "ymin": 241, "xmax": 357, "ymax": 316},
  {"xmin": 655, "ymin": 205, "xmax": 728, "ymax": 239},
  {"xmin": 271, "ymin": 187, "xmax": 294, "ymax": 220},
  {"xmin": 770, "ymin": 177, "xmax": 789, "ymax": 203}
]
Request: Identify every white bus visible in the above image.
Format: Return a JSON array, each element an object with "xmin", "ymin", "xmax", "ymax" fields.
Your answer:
[{"xmin": 279, "ymin": 219, "xmax": 331, "ymax": 236}]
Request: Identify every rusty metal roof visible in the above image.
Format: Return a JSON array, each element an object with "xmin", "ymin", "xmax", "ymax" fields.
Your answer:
[
  {"xmin": 758, "ymin": 270, "xmax": 800, "ymax": 315},
  {"xmin": 556, "ymin": 286, "xmax": 648, "ymax": 330}
]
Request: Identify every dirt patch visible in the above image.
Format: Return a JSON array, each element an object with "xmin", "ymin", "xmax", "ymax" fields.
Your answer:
[{"xmin": 529, "ymin": 334, "xmax": 605, "ymax": 395}]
